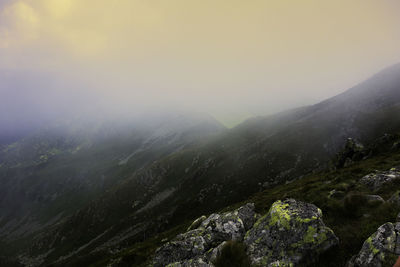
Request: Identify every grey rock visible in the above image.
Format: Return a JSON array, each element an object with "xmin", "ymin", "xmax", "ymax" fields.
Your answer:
[
  {"xmin": 237, "ymin": 203, "xmax": 256, "ymax": 231},
  {"xmin": 335, "ymin": 138, "xmax": 367, "ymax": 169},
  {"xmin": 199, "ymin": 203, "xmax": 256, "ymax": 246},
  {"xmin": 165, "ymin": 257, "xmax": 213, "ymax": 267},
  {"xmin": 244, "ymin": 199, "xmax": 338, "ymax": 266},
  {"xmin": 153, "ymin": 230, "xmax": 209, "ymax": 267},
  {"xmin": 206, "ymin": 241, "xmax": 226, "ymax": 263},
  {"xmin": 153, "ymin": 203, "xmax": 255, "ymax": 267},
  {"xmin": 347, "ymin": 222, "xmax": 400, "ymax": 267},
  {"xmin": 360, "ymin": 168, "xmax": 400, "ymax": 191}
]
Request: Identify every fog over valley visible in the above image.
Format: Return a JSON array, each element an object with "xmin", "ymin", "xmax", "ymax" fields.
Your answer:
[
  {"xmin": 1, "ymin": 0, "xmax": 400, "ymax": 134},
  {"xmin": 1, "ymin": 1, "xmax": 400, "ymax": 267}
]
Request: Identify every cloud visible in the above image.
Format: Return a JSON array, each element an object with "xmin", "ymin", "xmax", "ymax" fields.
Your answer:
[{"xmin": 0, "ymin": 0, "xmax": 400, "ymax": 123}]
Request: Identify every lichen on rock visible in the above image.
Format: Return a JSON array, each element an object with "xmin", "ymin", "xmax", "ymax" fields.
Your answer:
[
  {"xmin": 347, "ymin": 222, "xmax": 400, "ymax": 267},
  {"xmin": 244, "ymin": 199, "xmax": 338, "ymax": 266},
  {"xmin": 153, "ymin": 200, "xmax": 338, "ymax": 267},
  {"xmin": 153, "ymin": 203, "xmax": 256, "ymax": 267}
]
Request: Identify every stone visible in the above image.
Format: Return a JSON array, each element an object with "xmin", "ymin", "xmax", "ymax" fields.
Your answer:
[
  {"xmin": 237, "ymin": 203, "xmax": 257, "ymax": 231},
  {"xmin": 334, "ymin": 138, "xmax": 367, "ymax": 169},
  {"xmin": 244, "ymin": 199, "xmax": 338, "ymax": 266},
  {"xmin": 153, "ymin": 230, "xmax": 209, "ymax": 267},
  {"xmin": 347, "ymin": 222, "xmax": 400, "ymax": 267},
  {"xmin": 360, "ymin": 168, "xmax": 400, "ymax": 191},
  {"xmin": 153, "ymin": 203, "xmax": 255, "ymax": 267},
  {"xmin": 165, "ymin": 257, "xmax": 213, "ymax": 267}
]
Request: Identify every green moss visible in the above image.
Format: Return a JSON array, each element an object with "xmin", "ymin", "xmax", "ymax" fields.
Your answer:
[
  {"xmin": 189, "ymin": 229, "xmax": 205, "ymax": 237},
  {"xmin": 304, "ymin": 226, "xmax": 318, "ymax": 243},
  {"xmin": 270, "ymin": 260, "xmax": 294, "ymax": 267},
  {"xmin": 295, "ymin": 216, "xmax": 318, "ymax": 224},
  {"xmin": 366, "ymin": 236, "xmax": 380, "ymax": 255},
  {"xmin": 268, "ymin": 201, "xmax": 291, "ymax": 229},
  {"xmin": 253, "ymin": 214, "xmax": 267, "ymax": 229}
]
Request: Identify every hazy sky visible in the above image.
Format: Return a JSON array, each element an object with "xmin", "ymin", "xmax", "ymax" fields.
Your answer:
[{"xmin": 1, "ymin": 0, "xmax": 400, "ymax": 126}]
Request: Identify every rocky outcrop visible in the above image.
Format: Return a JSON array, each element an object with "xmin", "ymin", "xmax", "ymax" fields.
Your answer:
[
  {"xmin": 347, "ymin": 221, "xmax": 400, "ymax": 267},
  {"xmin": 153, "ymin": 200, "xmax": 338, "ymax": 267},
  {"xmin": 153, "ymin": 203, "xmax": 256, "ymax": 267},
  {"xmin": 360, "ymin": 168, "xmax": 400, "ymax": 191},
  {"xmin": 244, "ymin": 199, "xmax": 338, "ymax": 266},
  {"xmin": 334, "ymin": 138, "xmax": 367, "ymax": 169}
]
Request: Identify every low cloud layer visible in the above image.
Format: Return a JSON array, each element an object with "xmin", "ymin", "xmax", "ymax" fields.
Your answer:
[{"xmin": 1, "ymin": 0, "xmax": 400, "ymax": 127}]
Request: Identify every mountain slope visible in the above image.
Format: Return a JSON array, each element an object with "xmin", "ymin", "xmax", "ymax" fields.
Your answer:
[
  {"xmin": 16, "ymin": 64, "xmax": 400, "ymax": 266},
  {"xmin": 0, "ymin": 111, "xmax": 224, "ymax": 261}
]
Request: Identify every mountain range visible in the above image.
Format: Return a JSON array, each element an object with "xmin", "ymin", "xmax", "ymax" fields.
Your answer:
[{"xmin": 1, "ymin": 64, "xmax": 400, "ymax": 266}]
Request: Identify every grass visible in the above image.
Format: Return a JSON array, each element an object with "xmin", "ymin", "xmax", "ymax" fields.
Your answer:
[{"xmin": 99, "ymin": 148, "xmax": 400, "ymax": 267}]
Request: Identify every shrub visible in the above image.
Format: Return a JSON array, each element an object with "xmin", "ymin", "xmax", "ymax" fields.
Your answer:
[
  {"xmin": 343, "ymin": 192, "xmax": 367, "ymax": 218},
  {"xmin": 213, "ymin": 241, "xmax": 251, "ymax": 267}
]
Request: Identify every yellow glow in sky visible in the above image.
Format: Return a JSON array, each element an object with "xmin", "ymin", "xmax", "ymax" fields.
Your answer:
[{"xmin": 1, "ymin": 0, "xmax": 400, "ymax": 119}]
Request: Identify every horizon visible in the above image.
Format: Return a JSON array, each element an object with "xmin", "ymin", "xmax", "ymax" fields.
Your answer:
[{"xmin": 1, "ymin": 0, "xmax": 400, "ymax": 129}]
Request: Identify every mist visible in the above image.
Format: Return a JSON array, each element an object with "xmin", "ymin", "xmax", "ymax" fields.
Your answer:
[{"xmin": 1, "ymin": 0, "xmax": 400, "ymax": 134}]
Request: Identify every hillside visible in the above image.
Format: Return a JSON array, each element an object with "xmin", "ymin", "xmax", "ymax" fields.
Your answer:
[
  {"xmin": 123, "ymin": 133, "xmax": 400, "ymax": 267},
  {"xmin": 6, "ymin": 64, "xmax": 398, "ymax": 266},
  {"xmin": 0, "ymin": 112, "xmax": 224, "ymax": 262},
  {"xmin": 0, "ymin": 64, "xmax": 400, "ymax": 266}
]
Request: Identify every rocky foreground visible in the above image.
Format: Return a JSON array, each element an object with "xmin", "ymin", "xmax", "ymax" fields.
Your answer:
[
  {"xmin": 153, "ymin": 165, "xmax": 400, "ymax": 267},
  {"xmin": 153, "ymin": 199, "xmax": 339, "ymax": 266}
]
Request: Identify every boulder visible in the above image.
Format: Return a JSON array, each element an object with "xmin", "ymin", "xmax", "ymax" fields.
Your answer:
[
  {"xmin": 154, "ymin": 200, "xmax": 338, "ymax": 267},
  {"xmin": 244, "ymin": 199, "xmax": 338, "ymax": 266},
  {"xmin": 334, "ymin": 138, "xmax": 367, "ymax": 169},
  {"xmin": 165, "ymin": 258, "xmax": 213, "ymax": 267},
  {"xmin": 153, "ymin": 203, "xmax": 255, "ymax": 266},
  {"xmin": 360, "ymin": 168, "xmax": 400, "ymax": 191},
  {"xmin": 153, "ymin": 229, "xmax": 209, "ymax": 267},
  {"xmin": 199, "ymin": 202, "xmax": 255, "ymax": 246},
  {"xmin": 347, "ymin": 222, "xmax": 400, "ymax": 267},
  {"xmin": 237, "ymin": 203, "xmax": 257, "ymax": 231}
]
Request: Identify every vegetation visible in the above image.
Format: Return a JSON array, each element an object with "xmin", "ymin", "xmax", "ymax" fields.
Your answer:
[
  {"xmin": 95, "ymin": 141, "xmax": 400, "ymax": 266},
  {"xmin": 213, "ymin": 241, "xmax": 251, "ymax": 267}
]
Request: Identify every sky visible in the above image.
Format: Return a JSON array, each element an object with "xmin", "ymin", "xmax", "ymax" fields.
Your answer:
[{"xmin": 1, "ymin": 0, "xmax": 400, "ymax": 127}]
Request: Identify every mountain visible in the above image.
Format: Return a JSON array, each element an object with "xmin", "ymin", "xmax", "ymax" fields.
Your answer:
[
  {"xmin": 2, "ymin": 64, "xmax": 400, "ymax": 266},
  {"xmin": 0, "ymin": 111, "xmax": 224, "ymax": 262}
]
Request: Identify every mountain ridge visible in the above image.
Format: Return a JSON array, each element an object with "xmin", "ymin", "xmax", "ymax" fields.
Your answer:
[{"xmin": 1, "ymin": 64, "xmax": 400, "ymax": 266}]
